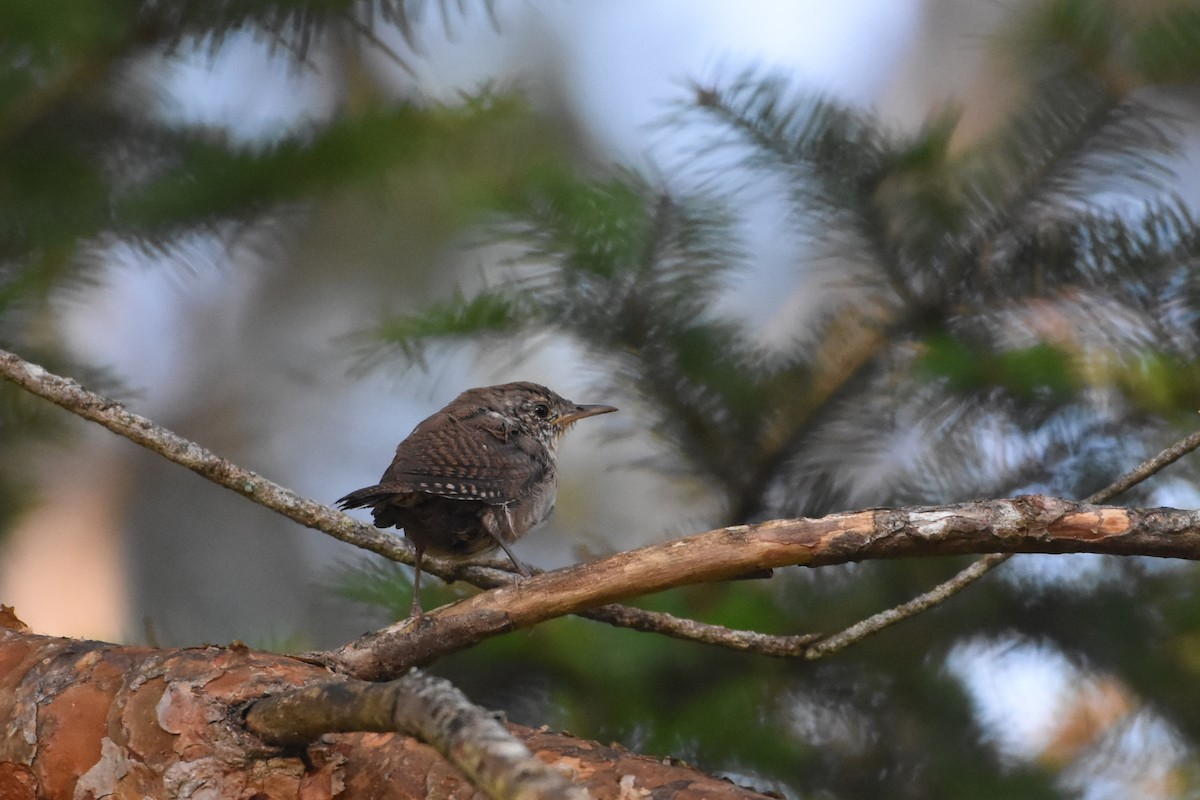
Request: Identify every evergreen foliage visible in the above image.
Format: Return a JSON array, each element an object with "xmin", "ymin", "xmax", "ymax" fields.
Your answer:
[
  {"xmin": 357, "ymin": 3, "xmax": 1200, "ymax": 796},
  {"xmin": 4, "ymin": 1, "xmax": 1200, "ymax": 797},
  {"xmin": 378, "ymin": 63, "xmax": 1200, "ymax": 519}
]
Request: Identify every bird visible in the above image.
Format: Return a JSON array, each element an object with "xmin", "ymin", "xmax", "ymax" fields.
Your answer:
[{"xmin": 336, "ymin": 381, "xmax": 617, "ymax": 617}]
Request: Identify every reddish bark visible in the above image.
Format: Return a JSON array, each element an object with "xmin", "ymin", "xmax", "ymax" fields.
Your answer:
[{"xmin": 0, "ymin": 616, "xmax": 772, "ymax": 799}]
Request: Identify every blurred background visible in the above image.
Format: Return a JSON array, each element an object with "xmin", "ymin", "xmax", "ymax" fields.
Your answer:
[{"xmin": 4, "ymin": 0, "xmax": 1200, "ymax": 797}]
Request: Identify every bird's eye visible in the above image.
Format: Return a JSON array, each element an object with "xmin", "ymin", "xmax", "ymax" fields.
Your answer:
[{"xmin": 533, "ymin": 403, "xmax": 551, "ymax": 419}]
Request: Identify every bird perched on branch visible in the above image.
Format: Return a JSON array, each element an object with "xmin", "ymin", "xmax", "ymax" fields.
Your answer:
[{"xmin": 337, "ymin": 381, "xmax": 617, "ymax": 617}]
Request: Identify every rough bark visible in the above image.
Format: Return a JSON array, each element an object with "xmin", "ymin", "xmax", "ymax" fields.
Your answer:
[
  {"xmin": 0, "ymin": 616, "xmax": 774, "ymax": 800},
  {"xmin": 243, "ymin": 671, "xmax": 590, "ymax": 800},
  {"xmin": 5, "ymin": 499, "xmax": 1200, "ymax": 796}
]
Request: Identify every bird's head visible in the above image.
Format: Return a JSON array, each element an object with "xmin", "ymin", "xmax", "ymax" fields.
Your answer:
[{"xmin": 469, "ymin": 381, "xmax": 617, "ymax": 447}]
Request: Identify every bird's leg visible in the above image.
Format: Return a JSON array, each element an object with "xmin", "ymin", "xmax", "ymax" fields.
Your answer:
[
  {"xmin": 409, "ymin": 543, "xmax": 425, "ymax": 618},
  {"xmin": 491, "ymin": 535, "xmax": 532, "ymax": 577},
  {"xmin": 489, "ymin": 505, "xmax": 532, "ymax": 577}
]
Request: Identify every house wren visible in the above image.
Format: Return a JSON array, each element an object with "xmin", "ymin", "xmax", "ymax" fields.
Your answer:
[{"xmin": 336, "ymin": 381, "xmax": 617, "ymax": 616}]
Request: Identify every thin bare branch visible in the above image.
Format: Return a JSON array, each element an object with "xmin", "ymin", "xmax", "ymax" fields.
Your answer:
[
  {"xmin": 801, "ymin": 422, "xmax": 1200, "ymax": 660},
  {"xmin": 1085, "ymin": 425, "xmax": 1200, "ymax": 505},
  {"xmin": 579, "ymin": 603, "xmax": 821, "ymax": 656},
  {"xmin": 801, "ymin": 553, "xmax": 1010, "ymax": 660},
  {"xmin": 0, "ymin": 347, "xmax": 494, "ymax": 583}
]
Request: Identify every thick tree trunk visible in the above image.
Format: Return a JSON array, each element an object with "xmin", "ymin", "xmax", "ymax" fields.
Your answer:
[{"xmin": 0, "ymin": 613, "xmax": 771, "ymax": 800}]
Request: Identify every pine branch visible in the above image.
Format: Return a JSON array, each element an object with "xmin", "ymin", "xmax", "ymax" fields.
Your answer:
[
  {"xmin": 962, "ymin": 79, "xmax": 1167, "ymax": 224},
  {"xmin": 140, "ymin": 0, "xmax": 493, "ymax": 60},
  {"xmin": 325, "ymin": 496, "xmax": 1200, "ymax": 680},
  {"xmin": 688, "ymin": 69, "xmax": 888, "ymax": 194},
  {"xmin": 0, "ymin": 347, "xmax": 415, "ymax": 561},
  {"xmin": 686, "ymin": 70, "xmax": 910, "ymax": 304},
  {"xmin": 986, "ymin": 198, "xmax": 1200, "ymax": 300},
  {"xmin": 364, "ymin": 290, "xmax": 526, "ymax": 367}
]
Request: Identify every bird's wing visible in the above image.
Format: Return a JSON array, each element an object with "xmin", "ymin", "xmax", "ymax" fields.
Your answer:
[{"xmin": 378, "ymin": 413, "xmax": 544, "ymax": 505}]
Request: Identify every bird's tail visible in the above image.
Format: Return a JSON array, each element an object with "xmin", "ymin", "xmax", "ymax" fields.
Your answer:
[{"xmin": 335, "ymin": 485, "xmax": 391, "ymax": 510}]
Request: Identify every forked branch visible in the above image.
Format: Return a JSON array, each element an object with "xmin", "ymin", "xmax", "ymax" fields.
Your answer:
[{"xmin": 325, "ymin": 496, "xmax": 1200, "ymax": 679}]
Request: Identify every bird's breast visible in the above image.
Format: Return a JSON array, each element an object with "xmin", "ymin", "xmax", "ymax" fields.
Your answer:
[{"xmin": 510, "ymin": 473, "xmax": 558, "ymax": 537}]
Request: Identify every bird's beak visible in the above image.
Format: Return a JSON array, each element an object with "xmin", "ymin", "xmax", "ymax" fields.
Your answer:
[{"xmin": 556, "ymin": 404, "xmax": 618, "ymax": 426}]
